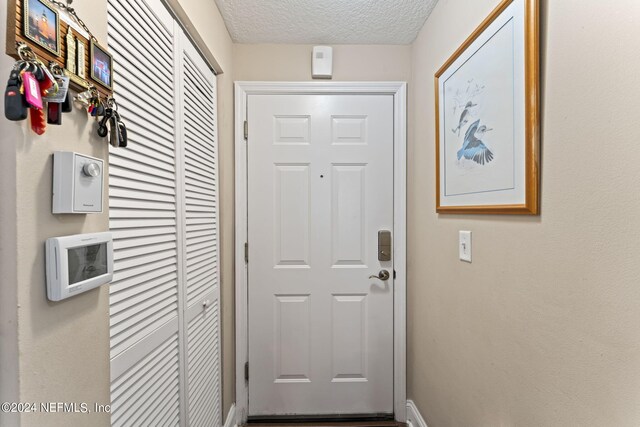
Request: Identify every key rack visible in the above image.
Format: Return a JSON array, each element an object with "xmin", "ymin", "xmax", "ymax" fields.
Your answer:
[{"xmin": 5, "ymin": 0, "xmax": 113, "ymax": 99}]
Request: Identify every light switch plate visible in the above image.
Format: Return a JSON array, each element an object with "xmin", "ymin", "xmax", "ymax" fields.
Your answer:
[{"xmin": 459, "ymin": 230, "xmax": 472, "ymax": 262}]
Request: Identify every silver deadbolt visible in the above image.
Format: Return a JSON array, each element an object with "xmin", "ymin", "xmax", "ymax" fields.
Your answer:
[
  {"xmin": 378, "ymin": 230, "xmax": 392, "ymax": 261},
  {"xmin": 369, "ymin": 270, "xmax": 390, "ymax": 281}
]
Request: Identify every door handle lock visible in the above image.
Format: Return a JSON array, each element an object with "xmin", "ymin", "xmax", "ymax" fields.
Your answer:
[{"xmin": 369, "ymin": 270, "xmax": 390, "ymax": 281}]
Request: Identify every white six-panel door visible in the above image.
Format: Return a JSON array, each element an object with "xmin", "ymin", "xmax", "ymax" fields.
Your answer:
[{"xmin": 247, "ymin": 94, "xmax": 395, "ymax": 416}]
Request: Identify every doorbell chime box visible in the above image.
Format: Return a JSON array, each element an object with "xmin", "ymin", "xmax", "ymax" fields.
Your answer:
[
  {"xmin": 52, "ymin": 151, "xmax": 104, "ymax": 214},
  {"xmin": 312, "ymin": 46, "xmax": 333, "ymax": 79}
]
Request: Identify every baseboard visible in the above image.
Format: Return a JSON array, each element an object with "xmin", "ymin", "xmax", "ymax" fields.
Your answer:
[
  {"xmin": 224, "ymin": 403, "xmax": 237, "ymax": 427},
  {"xmin": 406, "ymin": 400, "xmax": 428, "ymax": 427}
]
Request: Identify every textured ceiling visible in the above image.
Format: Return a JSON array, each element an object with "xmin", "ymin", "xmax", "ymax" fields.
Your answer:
[{"xmin": 214, "ymin": 0, "xmax": 439, "ymax": 44}]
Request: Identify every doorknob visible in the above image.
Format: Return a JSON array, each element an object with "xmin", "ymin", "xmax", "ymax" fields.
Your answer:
[{"xmin": 369, "ymin": 270, "xmax": 390, "ymax": 281}]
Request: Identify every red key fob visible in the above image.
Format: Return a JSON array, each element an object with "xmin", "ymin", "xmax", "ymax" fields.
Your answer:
[
  {"xmin": 29, "ymin": 108, "xmax": 46, "ymax": 135},
  {"xmin": 47, "ymin": 102, "xmax": 62, "ymax": 125}
]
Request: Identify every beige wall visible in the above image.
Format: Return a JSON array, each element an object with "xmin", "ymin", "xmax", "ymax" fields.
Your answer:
[
  {"xmin": 408, "ymin": 0, "xmax": 640, "ymax": 425},
  {"xmin": 0, "ymin": 2, "xmax": 111, "ymax": 426},
  {"xmin": 0, "ymin": 3, "xmax": 21, "ymax": 423},
  {"xmin": 218, "ymin": 63, "xmax": 236, "ymax": 426},
  {"xmin": 234, "ymin": 44, "xmax": 411, "ymax": 81}
]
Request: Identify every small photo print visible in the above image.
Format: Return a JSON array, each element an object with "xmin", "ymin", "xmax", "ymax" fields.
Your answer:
[
  {"xmin": 23, "ymin": 0, "xmax": 60, "ymax": 56},
  {"xmin": 90, "ymin": 41, "xmax": 113, "ymax": 89}
]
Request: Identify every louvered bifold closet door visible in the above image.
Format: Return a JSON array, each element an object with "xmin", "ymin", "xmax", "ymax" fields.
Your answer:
[
  {"xmin": 179, "ymin": 33, "xmax": 222, "ymax": 427},
  {"xmin": 107, "ymin": 0, "xmax": 182, "ymax": 425},
  {"xmin": 108, "ymin": 0, "xmax": 221, "ymax": 425}
]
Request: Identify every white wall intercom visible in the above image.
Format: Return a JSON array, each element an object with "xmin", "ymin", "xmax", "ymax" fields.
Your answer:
[
  {"xmin": 312, "ymin": 46, "xmax": 333, "ymax": 79},
  {"xmin": 45, "ymin": 232, "xmax": 114, "ymax": 301},
  {"xmin": 52, "ymin": 151, "xmax": 104, "ymax": 214}
]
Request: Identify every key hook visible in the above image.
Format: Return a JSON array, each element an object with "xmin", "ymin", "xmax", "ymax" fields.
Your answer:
[
  {"xmin": 106, "ymin": 97, "xmax": 118, "ymax": 110},
  {"xmin": 48, "ymin": 61, "xmax": 65, "ymax": 78},
  {"xmin": 16, "ymin": 42, "xmax": 37, "ymax": 62}
]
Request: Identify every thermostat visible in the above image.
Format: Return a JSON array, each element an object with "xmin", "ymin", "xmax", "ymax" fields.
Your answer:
[
  {"xmin": 46, "ymin": 232, "xmax": 114, "ymax": 301},
  {"xmin": 52, "ymin": 151, "xmax": 104, "ymax": 214}
]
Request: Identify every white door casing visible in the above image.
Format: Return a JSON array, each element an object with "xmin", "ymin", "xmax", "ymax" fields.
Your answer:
[
  {"xmin": 235, "ymin": 82, "xmax": 407, "ymax": 424},
  {"xmin": 248, "ymin": 94, "xmax": 394, "ymax": 416}
]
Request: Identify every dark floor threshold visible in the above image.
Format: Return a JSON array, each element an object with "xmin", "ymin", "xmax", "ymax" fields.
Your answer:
[
  {"xmin": 247, "ymin": 413, "xmax": 400, "ymax": 426},
  {"xmin": 246, "ymin": 423, "xmax": 403, "ymax": 427}
]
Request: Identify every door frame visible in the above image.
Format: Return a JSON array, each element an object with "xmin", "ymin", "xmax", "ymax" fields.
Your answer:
[{"xmin": 234, "ymin": 81, "xmax": 407, "ymax": 424}]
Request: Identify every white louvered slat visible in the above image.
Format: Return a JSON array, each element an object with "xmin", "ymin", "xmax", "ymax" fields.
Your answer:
[
  {"xmin": 110, "ymin": 226, "xmax": 177, "ymax": 241},
  {"xmin": 109, "ymin": 148, "xmax": 175, "ymax": 174},
  {"xmin": 110, "ymin": 184, "xmax": 176, "ymax": 201},
  {"xmin": 110, "ymin": 217, "xmax": 177, "ymax": 229},
  {"xmin": 109, "ymin": 198, "xmax": 176, "ymax": 212},
  {"xmin": 112, "ymin": 232, "xmax": 176, "ymax": 251},
  {"xmin": 110, "ymin": 154, "xmax": 176, "ymax": 181},
  {"xmin": 109, "ymin": 166, "xmax": 176, "ymax": 191},
  {"xmin": 112, "ymin": 135, "xmax": 174, "ymax": 165}
]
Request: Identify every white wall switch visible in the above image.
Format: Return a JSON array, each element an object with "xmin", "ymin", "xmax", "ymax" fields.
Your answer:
[{"xmin": 459, "ymin": 230, "xmax": 472, "ymax": 262}]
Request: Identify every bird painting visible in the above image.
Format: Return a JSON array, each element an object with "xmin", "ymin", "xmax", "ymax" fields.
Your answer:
[
  {"xmin": 457, "ymin": 119, "xmax": 494, "ymax": 165},
  {"xmin": 451, "ymin": 101, "xmax": 477, "ymax": 136}
]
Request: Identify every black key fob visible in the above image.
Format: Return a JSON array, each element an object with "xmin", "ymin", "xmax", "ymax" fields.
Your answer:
[
  {"xmin": 47, "ymin": 102, "xmax": 62, "ymax": 125},
  {"xmin": 32, "ymin": 65, "xmax": 45, "ymax": 81},
  {"xmin": 5, "ymin": 83, "xmax": 28, "ymax": 121},
  {"xmin": 97, "ymin": 108, "xmax": 112, "ymax": 137},
  {"xmin": 5, "ymin": 69, "xmax": 27, "ymax": 121},
  {"xmin": 61, "ymin": 91, "xmax": 72, "ymax": 112},
  {"xmin": 118, "ymin": 121, "xmax": 127, "ymax": 147},
  {"xmin": 109, "ymin": 118, "xmax": 119, "ymax": 147}
]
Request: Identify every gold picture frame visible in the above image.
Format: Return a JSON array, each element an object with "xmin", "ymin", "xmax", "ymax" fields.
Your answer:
[
  {"xmin": 89, "ymin": 39, "xmax": 113, "ymax": 90},
  {"xmin": 435, "ymin": 0, "xmax": 539, "ymax": 214},
  {"xmin": 22, "ymin": 0, "xmax": 61, "ymax": 57}
]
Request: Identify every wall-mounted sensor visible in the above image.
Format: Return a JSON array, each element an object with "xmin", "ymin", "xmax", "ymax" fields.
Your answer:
[
  {"xmin": 312, "ymin": 46, "xmax": 333, "ymax": 79},
  {"xmin": 52, "ymin": 151, "xmax": 104, "ymax": 214}
]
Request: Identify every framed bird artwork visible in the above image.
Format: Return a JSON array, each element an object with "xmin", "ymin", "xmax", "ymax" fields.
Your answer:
[{"xmin": 435, "ymin": 0, "xmax": 540, "ymax": 214}]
